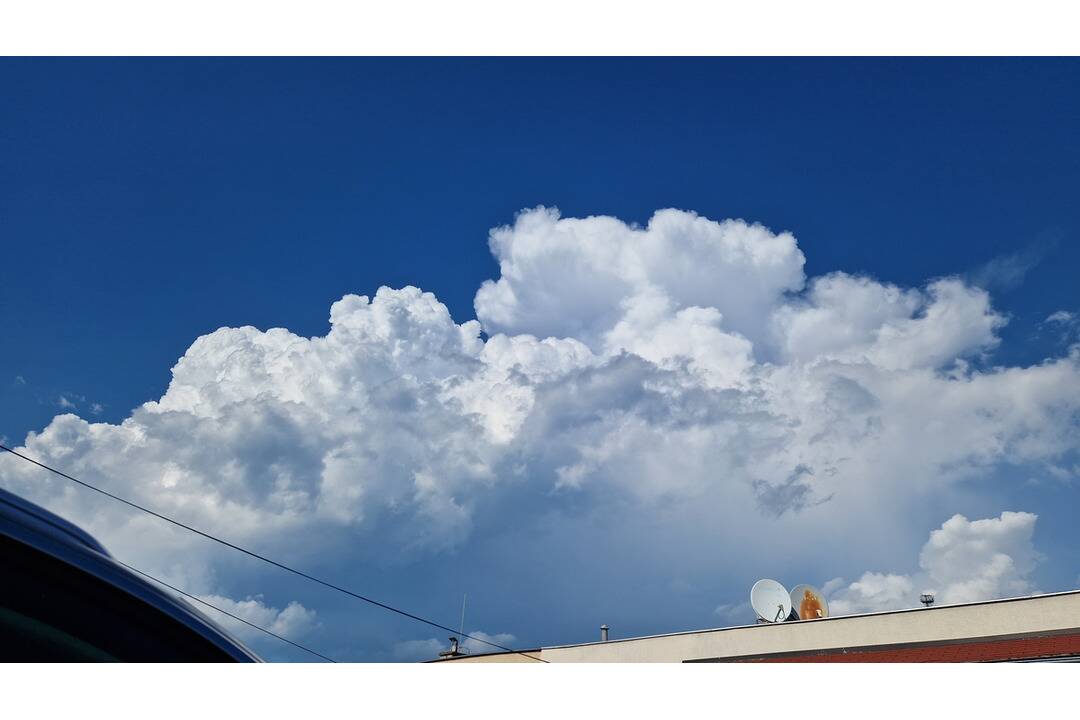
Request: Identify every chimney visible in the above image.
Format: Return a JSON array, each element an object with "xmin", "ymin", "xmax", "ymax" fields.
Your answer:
[
  {"xmin": 600, "ymin": 624, "xmax": 609, "ymax": 642},
  {"xmin": 438, "ymin": 636, "xmax": 464, "ymax": 659}
]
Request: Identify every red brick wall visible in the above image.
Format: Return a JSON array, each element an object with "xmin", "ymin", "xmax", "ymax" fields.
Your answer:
[{"xmin": 737, "ymin": 633, "xmax": 1080, "ymax": 662}]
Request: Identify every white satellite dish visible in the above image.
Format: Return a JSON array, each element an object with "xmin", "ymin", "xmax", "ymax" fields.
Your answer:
[
  {"xmin": 750, "ymin": 579, "xmax": 791, "ymax": 623},
  {"xmin": 789, "ymin": 584, "xmax": 829, "ymax": 620}
]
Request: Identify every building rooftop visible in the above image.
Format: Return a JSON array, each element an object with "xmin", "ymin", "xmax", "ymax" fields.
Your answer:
[{"xmin": 431, "ymin": 589, "xmax": 1080, "ymax": 663}]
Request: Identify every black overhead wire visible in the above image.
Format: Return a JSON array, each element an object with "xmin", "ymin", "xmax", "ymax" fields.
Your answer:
[
  {"xmin": 0, "ymin": 443, "xmax": 547, "ymax": 663},
  {"xmin": 115, "ymin": 558, "xmax": 337, "ymax": 662}
]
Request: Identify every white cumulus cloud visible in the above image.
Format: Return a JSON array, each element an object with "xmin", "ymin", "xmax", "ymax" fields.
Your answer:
[
  {"xmin": 196, "ymin": 593, "xmax": 318, "ymax": 643},
  {"xmin": 474, "ymin": 207, "xmax": 805, "ymax": 356},
  {"xmin": 829, "ymin": 511, "xmax": 1040, "ymax": 615},
  {"xmin": 1, "ymin": 206, "xmax": 1077, "ymax": 657},
  {"xmin": 392, "ymin": 630, "xmax": 517, "ymax": 661}
]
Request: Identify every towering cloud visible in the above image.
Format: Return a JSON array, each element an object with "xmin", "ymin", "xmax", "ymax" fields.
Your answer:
[
  {"xmin": 2, "ymin": 207, "xmax": 1077, "ymax": 658},
  {"xmin": 474, "ymin": 207, "xmax": 806, "ymax": 355}
]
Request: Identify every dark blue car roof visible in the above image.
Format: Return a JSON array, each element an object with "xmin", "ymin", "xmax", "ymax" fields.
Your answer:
[
  {"xmin": 0, "ymin": 485, "xmax": 261, "ymax": 662},
  {"xmin": 0, "ymin": 485, "xmax": 111, "ymax": 556}
]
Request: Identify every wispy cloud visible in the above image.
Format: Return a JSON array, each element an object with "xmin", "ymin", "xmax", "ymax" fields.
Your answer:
[
  {"xmin": 1040, "ymin": 310, "xmax": 1080, "ymax": 346},
  {"xmin": 54, "ymin": 392, "xmax": 104, "ymax": 415},
  {"xmin": 967, "ymin": 240, "xmax": 1056, "ymax": 292},
  {"xmin": 713, "ymin": 602, "xmax": 751, "ymax": 625}
]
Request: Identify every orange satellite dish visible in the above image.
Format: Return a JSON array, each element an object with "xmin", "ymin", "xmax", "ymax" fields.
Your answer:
[{"xmin": 789, "ymin": 584, "xmax": 829, "ymax": 620}]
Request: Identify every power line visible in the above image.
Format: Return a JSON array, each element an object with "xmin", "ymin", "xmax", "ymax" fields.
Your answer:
[
  {"xmin": 115, "ymin": 558, "xmax": 337, "ymax": 662},
  {"xmin": 0, "ymin": 443, "xmax": 546, "ymax": 663}
]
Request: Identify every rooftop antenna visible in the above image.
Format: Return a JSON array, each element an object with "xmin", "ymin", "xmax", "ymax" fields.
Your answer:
[
  {"xmin": 436, "ymin": 594, "xmax": 470, "ymax": 660},
  {"xmin": 458, "ymin": 593, "xmax": 467, "ymax": 645},
  {"xmin": 750, "ymin": 579, "xmax": 792, "ymax": 624},
  {"xmin": 920, "ymin": 592, "xmax": 935, "ymax": 608}
]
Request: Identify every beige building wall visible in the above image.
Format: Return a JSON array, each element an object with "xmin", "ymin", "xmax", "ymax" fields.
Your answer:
[{"xmin": 434, "ymin": 590, "xmax": 1080, "ymax": 663}]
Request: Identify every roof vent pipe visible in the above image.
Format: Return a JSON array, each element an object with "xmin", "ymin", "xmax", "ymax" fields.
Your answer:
[{"xmin": 600, "ymin": 624, "xmax": 609, "ymax": 642}]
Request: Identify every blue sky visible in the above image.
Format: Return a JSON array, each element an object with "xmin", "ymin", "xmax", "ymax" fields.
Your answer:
[
  {"xmin": 2, "ymin": 58, "xmax": 1079, "ymax": 661},
  {"xmin": 4, "ymin": 58, "xmax": 1079, "ymax": 438}
]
